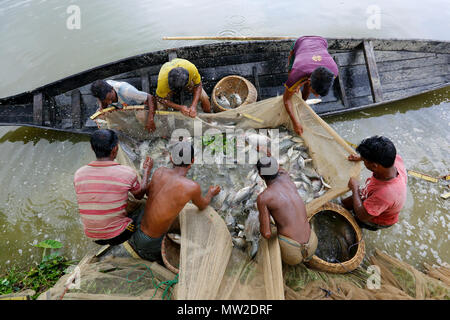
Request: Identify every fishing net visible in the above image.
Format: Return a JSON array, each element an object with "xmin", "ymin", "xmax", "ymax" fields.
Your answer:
[
  {"xmin": 37, "ymin": 93, "xmax": 448, "ymax": 300},
  {"xmin": 86, "ymin": 93, "xmax": 360, "ymax": 300},
  {"xmin": 284, "ymin": 249, "xmax": 450, "ymax": 300}
]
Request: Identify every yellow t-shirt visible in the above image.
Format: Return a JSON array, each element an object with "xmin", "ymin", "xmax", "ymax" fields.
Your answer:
[{"xmin": 156, "ymin": 58, "xmax": 202, "ymax": 98}]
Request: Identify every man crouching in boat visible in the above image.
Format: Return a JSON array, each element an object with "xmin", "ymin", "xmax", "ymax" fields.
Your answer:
[
  {"xmin": 90, "ymin": 79, "xmax": 157, "ymax": 133},
  {"xmin": 283, "ymin": 36, "xmax": 338, "ymax": 136},
  {"xmin": 127, "ymin": 141, "xmax": 221, "ymax": 262},
  {"xmin": 256, "ymin": 156, "xmax": 318, "ymax": 265},
  {"xmin": 74, "ymin": 129, "xmax": 152, "ymax": 246},
  {"xmin": 342, "ymin": 136, "xmax": 407, "ymax": 231},
  {"xmin": 155, "ymin": 58, "xmax": 211, "ymax": 118}
]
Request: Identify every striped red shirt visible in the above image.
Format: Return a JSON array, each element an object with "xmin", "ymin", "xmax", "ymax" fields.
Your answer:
[{"xmin": 74, "ymin": 160, "xmax": 141, "ymax": 239}]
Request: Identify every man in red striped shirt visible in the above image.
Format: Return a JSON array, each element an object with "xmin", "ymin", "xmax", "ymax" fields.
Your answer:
[{"xmin": 74, "ymin": 129, "xmax": 152, "ymax": 246}]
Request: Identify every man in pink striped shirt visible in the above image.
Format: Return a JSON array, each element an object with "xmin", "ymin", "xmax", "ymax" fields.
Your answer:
[{"xmin": 74, "ymin": 129, "xmax": 152, "ymax": 246}]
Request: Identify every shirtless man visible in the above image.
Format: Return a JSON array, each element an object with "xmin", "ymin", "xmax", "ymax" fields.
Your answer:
[
  {"xmin": 256, "ymin": 156, "xmax": 318, "ymax": 265},
  {"xmin": 128, "ymin": 141, "xmax": 221, "ymax": 262}
]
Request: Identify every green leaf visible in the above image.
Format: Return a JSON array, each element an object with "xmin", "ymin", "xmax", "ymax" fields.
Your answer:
[{"xmin": 34, "ymin": 240, "xmax": 62, "ymax": 249}]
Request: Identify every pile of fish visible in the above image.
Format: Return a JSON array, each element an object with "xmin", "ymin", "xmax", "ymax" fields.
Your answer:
[{"xmin": 120, "ymin": 127, "xmax": 332, "ymax": 258}]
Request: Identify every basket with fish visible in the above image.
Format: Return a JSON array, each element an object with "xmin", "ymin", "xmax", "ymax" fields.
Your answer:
[
  {"xmin": 211, "ymin": 75, "xmax": 257, "ymax": 112},
  {"xmin": 305, "ymin": 202, "xmax": 365, "ymax": 273}
]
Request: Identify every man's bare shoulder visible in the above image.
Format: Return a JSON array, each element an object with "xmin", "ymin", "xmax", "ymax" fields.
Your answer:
[{"xmin": 257, "ymin": 188, "xmax": 271, "ymax": 204}]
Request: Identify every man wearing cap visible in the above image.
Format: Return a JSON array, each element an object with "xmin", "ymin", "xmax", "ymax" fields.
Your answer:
[
  {"xmin": 283, "ymin": 36, "xmax": 339, "ymax": 136},
  {"xmin": 155, "ymin": 58, "xmax": 211, "ymax": 118},
  {"xmin": 90, "ymin": 79, "xmax": 156, "ymax": 133}
]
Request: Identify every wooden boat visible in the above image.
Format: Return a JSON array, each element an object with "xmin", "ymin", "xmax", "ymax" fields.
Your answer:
[{"xmin": 0, "ymin": 38, "xmax": 448, "ymax": 133}]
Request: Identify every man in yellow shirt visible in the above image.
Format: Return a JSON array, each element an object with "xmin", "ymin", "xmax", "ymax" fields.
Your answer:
[{"xmin": 155, "ymin": 58, "xmax": 211, "ymax": 118}]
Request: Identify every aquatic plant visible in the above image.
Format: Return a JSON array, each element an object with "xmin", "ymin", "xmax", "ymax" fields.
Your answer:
[{"xmin": 0, "ymin": 240, "xmax": 76, "ymax": 299}]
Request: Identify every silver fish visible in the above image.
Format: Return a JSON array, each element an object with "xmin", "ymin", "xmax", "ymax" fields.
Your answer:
[
  {"xmin": 167, "ymin": 233, "xmax": 181, "ymax": 245},
  {"xmin": 297, "ymin": 156, "xmax": 305, "ymax": 169},
  {"xmin": 217, "ymin": 94, "xmax": 231, "ymax": 109},
  {"xmin": 245, "ymin": 133, "xmax": 271, "ymax": 146},
  {"xmin": 232, "ymin": 237, "xmax": 247, "ymax": 250},
  {"xmin": 244, "ymin": 210, "xmax": 260, "ymax": 259},
  {"xmin": 303, "ymin": 167, "xmax": 321, "ymax": 179},
  {"xmin": 299, "ymin": 172, "xmax": 312, "ymax": 185},
  {"xmin": 291, "ymin": 137, "xmax": 304, "ymax": 144},
  {"xmin": 305, "ymin": 98, "xmax": 322, "ymax": 105},
  {"xmin": 231, "ymin": 183, "xmax": 257, "ymax": 205},
  {"xmin": 311, "ymin": 178, "xmax": 322, "ymax": 193},
  {"xmin": 229, "ymin": 93, "xmax": 242, "ymax": 108}
]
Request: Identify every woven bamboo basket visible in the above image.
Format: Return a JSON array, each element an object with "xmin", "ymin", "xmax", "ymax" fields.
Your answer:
[
  {"xmin": 211, "ymin": 75, "xmax": 258, "ymax": 113},
  {"xmin": 305, "ymin": 202, "xmax": 365, "ymax": 274},
  {"xmin": 161, "ymin": 234, "xmax": 180, "ymax": 274}
]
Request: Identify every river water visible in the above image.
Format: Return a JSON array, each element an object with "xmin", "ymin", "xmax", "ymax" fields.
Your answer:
[{"xmin": 0, "ymin": 0, "xmax": 449, "ymax": 272}]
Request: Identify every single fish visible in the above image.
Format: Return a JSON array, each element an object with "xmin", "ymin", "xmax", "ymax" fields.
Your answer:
[
  {"xmin": 303, "ymin": 167, "xmax": 321, "ymax": 179},
  {"xmin": 336, "ymin": 235, "xmax": 350, "ymax": 262},
  {"xmin": 244, "ymin": 210, "xmax": 261, "ymax": 259},
  {"xmin": 297, "ymin": 156, "xmax": 305, "ymax": 169},
  {"xmin": 291, "ymin": 137, "xmax": 304, "ymax": 144},
  {"xmin": 229, "ymin": 93, "xmax": 242, "ymax": 108},
  {"xmin": 245, "ymin": 132, "xmax": 271, "ymax": 146},
  {"xmin": 232, "ymin": 183, "xmax": 257, "ymax": 205},
  {"xmin": 311, "ymin": 178, "xmax": 322, "ymax": 193},
  {"xmin": 299, "ymin": 172, "xmax": 312, "ymax": 185},
  {"xmin": 232, "ymin": 237, "xmax": 247, "ymax": 250},
  {"xmin": 120, "ymin": 142, "xmax": 138, "ymax": 162},
  {"xmin": 217, "ymin": 94, "xmax": 231, "ymax": 109},
  {"xmin": 167, "ymin": 233, "xmax": 181, "ymax": 245},
  {"xmin": 305, "ymin": 98, "xmax": 322, "ymax": 105}
]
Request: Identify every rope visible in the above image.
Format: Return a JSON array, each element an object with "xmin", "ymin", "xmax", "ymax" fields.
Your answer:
[{"xmin": 126, "ymin": 263, "xmax": 178, "ymax": 300}]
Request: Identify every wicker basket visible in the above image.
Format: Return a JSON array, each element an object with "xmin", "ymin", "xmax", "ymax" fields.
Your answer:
[
  {"xmin": 304, "ymin": 202, "xmax": 365, "ymax": 274},
  {"xmin": 161, "ymin": 234, "xmax": 180, "ymax": 274},
  {"xmin": 211, "ymin": 75, "xmax": 257, "ymax": 113}
]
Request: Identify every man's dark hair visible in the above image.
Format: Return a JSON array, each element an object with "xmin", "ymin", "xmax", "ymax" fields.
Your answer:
[
  {"xmin": 171, "ymin": 141, "xmax": 194, "ymax": 167},
  {"xmin": 356, "ymin": 136, "xmax": 397, "ymax": 168},
  {"xmin": 168, "ymin": 67, "xmax": 189, "ymax": 92},
  {"xmin": 310, "ymin": 66, "xmax": 335, "ymax": 96},
  {"xmin": 256, "ymin": 157, "xmax": 279, "ymax": 181},
  {"xmin": 91, "ymin": 80, "xmax": 114, "ymax": 100},
  {"xmin": 90, "ymin": 129, "xmax": 119, "ymax": 159}
]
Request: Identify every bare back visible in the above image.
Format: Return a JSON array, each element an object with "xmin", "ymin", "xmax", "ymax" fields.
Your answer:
[
  {"xmin": 257, "ymin": 170, "xmax": 310, "ymax": 244},
  {"xmin": 140, "ymin": 167, "xmax": 199, "ymax": 238}
]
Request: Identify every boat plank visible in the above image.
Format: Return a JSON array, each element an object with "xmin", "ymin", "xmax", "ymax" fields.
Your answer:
[
  {"xmin": 334, "ymin": 50, "xmax": 439, "ymax": 67},
  {"xmin": 363, "ymin": 40, "xmax": 383, "ymax": 103},
  {"xmin": 33, "ymin": 93, "xmax": 44, "ymax": 125},
  {"xmin": 380, "ymin": 63, "xmax": 449, "ymax": 84}
]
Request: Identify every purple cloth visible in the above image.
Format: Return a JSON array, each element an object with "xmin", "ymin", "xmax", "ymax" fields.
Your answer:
[{"xmin": 285, "ymin": 36, "xmax": 338, "ymax": 90}]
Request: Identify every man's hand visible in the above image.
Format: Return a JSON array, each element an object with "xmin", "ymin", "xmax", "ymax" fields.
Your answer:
[
  {"xmin": 208, "ymin": 185, "xmax": 221, "ymax": 197},
  {"xmin": 180, "ymin": 106, "xmax": 191, "ymax": 117},
  {"xmin": 143, "ymin": 156, "xmax": 153, "ymax": 170},
  {"xmin": 348, "ymin": 154, "xmax": 362, "ymax": 161},
  {"xmin": 348, "ymin": 177, "xmax": 360, "ymax": 192},
  {"xmin": 145, "ymin": 120, "xmax": 156, "ymax": 133},
  {"xmin": 188, "ymin": 106, "xmax": 197, "ymax": 118},
  {"xmin": 293, "ymin": 122, "xmax": 304, "ymax": 136}
]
